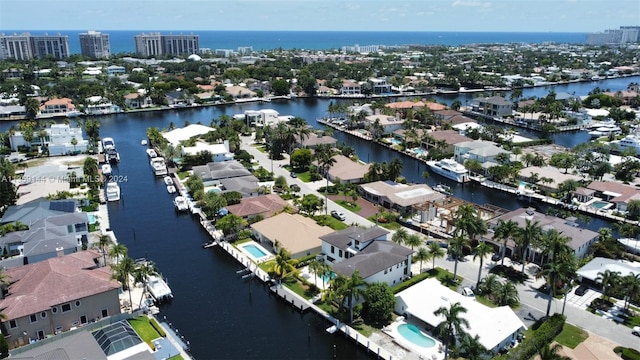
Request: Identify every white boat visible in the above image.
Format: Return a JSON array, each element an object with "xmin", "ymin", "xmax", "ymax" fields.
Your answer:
[
  {"xmin": 434, "ymin": 183, "xmax": 452, "ymax": 195},
  {"xmin": 146, "ymin": 149, "xmax": 157, "ymax": 158},
  {"xmin": 427, "ymin": 159, "xmax": 469, "ymax": 183},
  {"xmin": 618, "ymin": 238, "xmax": 640, "ymax": 255},
  {"xmin": 146, "ymin": 275, "xmax": 173, "ymax": 303},
  {"xmin": 612, "ymin": 134, "xmax": 640, "ymax": 154},
  {"xmin": 150, "ymin": 157, "xmax": 168, "ymax": 176},
  {"xmin": 163, "ymin": 176, "xmax": 174, "ymax": 186},
  {"xmin": 588, "ymin": 124, "xmax": 621, "ymax": 139},
  {"xmin": 102, "ymin": 137, "xmax": 115, "ymax": 151},
  {"xmin": 101, "ymin": 164, "xmax": 112, "ymax": 176},
  {"xmin": 105, "ymin": 182, "xmax": 120, "ymax": 202},
  {"xmin": 104, "ymin": 148, "xmax": 120, "ymax": 163},
  {"xmin": 141, "ymin": 139, "xmax": 148, "ymax": 146},
  {"xmin": 166, "ymin": 185, "xmax": 176, "ymax": 194},
  {"xmin": 173, "ymin": 196, "xmax": 189, "ymax": 212}
]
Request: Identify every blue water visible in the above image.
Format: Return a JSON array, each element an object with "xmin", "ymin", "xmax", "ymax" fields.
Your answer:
[
  {"xmin": 243, "ymin": 244, "xmax": 268, "ymax": 259},
  {"xmin": 320, "ymin": 272, "xmax": 337, "ymax": 283},
  {"xmin": 590, "ymin": 201, "xmax": 610, "ymax": 209},
  {"xmin": 88, "ymin": 214, "xmax": 97, "ymax": 224},
  {"xmin": 3, "ymin": 30, "xmax": 589, "ymax": 54},
  {"xmin": 397, "ymin": 324, "xmax": 436, "ymax": 348}
]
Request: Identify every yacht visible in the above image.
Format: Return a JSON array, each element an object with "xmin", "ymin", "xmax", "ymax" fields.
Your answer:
[
  {"xmin": 427, "ymin": 159, "xmax": 469, "ymax": 183},
  {"xmin": 173, "ymin": 196, "xmax": 189, "ymax": 212},
  {"xmin": 101, "ymin": 163, "xmax": 112, "ymax": 177},
  {"xmin": 141, "ymin": 139, "xmax": 148, "ymax": 146},
  {"xmin": 146, "ymin": 275, "xmax": 173, "ymax": 303},
  {"xmin": 104, "ymin": 148, "xmax": 120, "ymax": 164},
  {"xmin": 105, "ymin": 182, "xmax": 121, "ymax": 202},
  {"xmin": 150, "ymin": 157, "xmax": 168, "ymax": 176},
  {"xmin": 102, "ymin": 137, "xmax": 115, "ymax": 151},
  {"xmin": 588, "ymin": 124, "xmax": 621, "ymax": 139},
  {"xmin": 612, "ymin": 134, "xmax": 640, "ymax": 154},
  {"xmin": 146, "ymin": 149, "xmax": 157, "ymax": 158},
  {"xmin": 163, "ymin": 176, "xmax": 174, "ymax": 186},
  {"xmin": 166, "ymin": 185, "xmax": 177, "ymax": 194},
  {"xmin": 617, "ymin": 238, "xmax": 640, "ymax": 255}
]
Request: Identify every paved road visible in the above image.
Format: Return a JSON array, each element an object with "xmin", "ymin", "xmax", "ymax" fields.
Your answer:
[{"xmin": 240, "ymin": 134, "xmax": 640, "ymax": 352}]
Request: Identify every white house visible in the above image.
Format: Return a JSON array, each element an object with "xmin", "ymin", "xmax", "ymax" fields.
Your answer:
[
  {"xmin": 162, "ymin": 124, "xmax": 216, "ymax": 147},
  {"xmin": 9, "ymin": 124, "xmax": 88, "ymax": 155},
  {"xmin": 471, "ymin": 96, "xmax": 513, "ymax": 118},
  {"xmin": 182, "ymin": 140, "xmax": 234, "ymax": 162},
  {"xmin": 365, "ymin": 114, "xmax": 405, "ymax": 135},
  {"xmin": 395, "ymin": 278, "xmax": 526, "ymax": 354},
  {"xmin": 454, "ymin": 140, "xmax": 508, "ymax": 164},
  {"xmin": 237, "ymin": 109, "xmax": 292, "ymax": 127}
]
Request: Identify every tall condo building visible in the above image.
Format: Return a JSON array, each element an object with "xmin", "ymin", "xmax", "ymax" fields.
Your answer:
[
  {"xmin": 134, "ymin": 32, "xmax": 199, "ymax": 57},
  {"xmin": 79, "ymin": 30, "xmax": 111, "ymax": 58},
  {"xmin": 0, "ymin": 33, "xmax": 69, "ymax": 60},
  {"xmin": 586, "ymin": 26, "xmax": 640, "ymax": 45}
]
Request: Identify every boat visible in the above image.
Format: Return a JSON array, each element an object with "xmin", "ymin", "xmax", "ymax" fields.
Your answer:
[
  {"xmin": 146, "ymin": 149, "xmax": 157, "ymax": 158},
  {"xmin": 163, "ymin": 176, "xmax": 174, "ymax": 186},
  {"xmin": 150, "ymin": 157, "xmax": 168, "ymax": 176},
  {"xmin": 434, "ymin": 183, "xmax": 452, "ymax": 195},
  {"xmin": 617, "ymin": 238, "xmax": 640, "ymax": 255},
  {"xmin": 166, "ymin": 185, "xmax": 176, "ymax": 194},
  {"xmin": 146, "ymin": 275, "xmax": 173, "ymax": 303},
  {"xmin": 101, "ymin": 163, "xmax": 112, "ymax": 177},
  {"xmin": 102, "ymin": 137, "xmax": 115, "ymax": 151},
  {"xmin": 105, "ymin": 182, "xmax": 120, "ymax": 202},
  {"xmin": 612, "ymin": 134, "xmax": 640, "ymax": 154},
  {"xmin": 104, "ymin": 148, "xmax": 120, "ymax": 163},
  {"xmin": 588, "ymin": 124, "xmax": 621, "ymax": 139},
  {"xmin": 426, "ymin": 159, "xmax": 469, "ymax": 183},
  {"xmin": 173, "ymin": 196, "xmax": 189, "ymax": 212}
]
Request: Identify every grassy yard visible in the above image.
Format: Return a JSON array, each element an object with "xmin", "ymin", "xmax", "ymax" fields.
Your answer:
[
  {"xmin": 252, "ymin": 144, "xmax": 267, "ymax": 153},
  {"xmin": 554, "ymin": 323, "xmax": 589, "ymax": 349},
  {"xmin": 128, "ymin": 316, "xmax": 165, "ymax": 350},
  {"xmin": 475, "ymin": 295, "xmax": 498, "ymax": 308},
  {"xmin": 168, "ymin": 355, "xmax": 184, "ymax": 360},
  {"xmin": 335, "ymin": 199, "xmax": 361, "ymax": 212},
  {"xmin": 176, "ymin": 171, "xmax": 189, "ymax": 180},
  {"xmin": 426, "ymin": 267, "xmax": 463, "ymax": 290},
  {"xmin": 314, "ymin": 215, "xmax": 349, "ymax": 230},
  {"xmin": 366, "ymin": 216, "xmax": 402, "ymax": 230},
  {"xmin": 295, "ymin": 171, "xmax": 313, "ymax": 182},
  {"xmin": 283, "ymin": 276, "xmax": 320, "ymax": 300}
]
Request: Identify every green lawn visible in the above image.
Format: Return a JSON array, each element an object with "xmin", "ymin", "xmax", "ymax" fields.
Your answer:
[
  {"xmin": 427, "ymin": 267, "xmax": 462, "ymax": 290},
  {"xmin": 475, "ymin": 295, "xmax": 498, "ymax": 308},
  {"xmin": 314, "ymin": 215, "xmax": 349, "ymax": 230},
  {"xmin": 168, "ymin": 355, "xmax": 184, "ymax": 360},
  {"xmin": 252, "ymin": 144, "xmax": 267, "ymax": 152},
  {"xmin": 335, "ymin": 199, "xmax": 361, "ymax": 212},
  {"xmin": 128, "ymin": 316, "xmax": 164, "ymax": 350},
  {"xmin": 176, "ymin": 171, "xmax": 189, "ymax": 180},
  {"xmin": 295, "ymin": 171, "xmax": 313, "ymax": 182},
  {"xmin": 283, "ymin": 277, "xmax": 320, "ymax": 300},
  {"xmin": 554, "ymin": 323, "xmax": 589, "ymax": 349}
]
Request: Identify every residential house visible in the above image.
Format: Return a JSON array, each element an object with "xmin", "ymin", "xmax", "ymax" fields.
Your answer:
[
  {"xmin": 320, "ymin": 226, "xmax": 389, "ymax": 264},
  {"xmin": 124, "ymin": 92, "xmax": 153, "ymax": 109},
  {"xmin": 238, "ymin": 109, "xmax": 292, "ymax": 127},
  {"xmin": 368, "ymin": 78, "xmax": 392, "ymax": 95},
  {"xmin": 295, "ymin": 132, "xmax": 337, "ymax": 149},
  {"xmin": 340, "ymin": 80, "xmax": 361, "ymax": 95},
  {"xmin": 165, "ymin": 90, "xmax": 193, "ymax": 106},
  {"xmin": 250, "ymin": 213, "xmax": 333, "ymax": 259},
  {"xmin": 483, "ymin": 207, "xmax": 598, "ymax": 261},
  {"xmin": 454, "ymin": 140, "xmax": 508, "ymax": 165},
  {"xmin": 16, "ymin": 165, "xmax": 84, "ymax": 205},
  {"xmin": 323, "ymin": 155, "xmax": 369, "ymax": 184},
  {"xmin": 576, "ymin": 257, "xmax": 640, "ymax": 285},
  {"xmin": 0, "ymin": 104, "xmax": 27, "ymax": 120},
  {"xmin": 422, "ymin": 130, "xmax": 472, "ymax": 154},
  {"xmin": 191, "ymin": 160, "xmax": 260, "ymax": 197},
  {"xmin": 226, "ymin": 194, "xmax": 292, "ymax": 220},
  {"xmin": 432, "ymin": 109, "xmax": 462, "ymax": 123},
  {"xmin": 225, "ymin": 85, "xmax": 256, "ymax": 99},
  {"xmin": 1, "ymin": 199, "xmax": 78, "ymax": 225},
  {"xmin": 0, "ymin": 250, "xmax": 121, "ymax": 349},
  {"xmin": 472, "ymin": 96, "xmax": 513, "ymax": 118},
  {"xmin": 604, "ymin": 90, "xmax": 639, "ymax": 105},
  {"xmin": 0, "ymin": 212, "xmax": 89, "ymax": 269},
  {"xmin": 395, "ymin": 278, "xmax": 526, "ymax": 354},
  {"xmin": 359, "ymin": 181, "xmax": 445, "ymax": 216},
  {"xmin": 317, "ymin": 85, "xmax": 335, "ymax": 97},
  {"xmin": 182, "ymin": 140, "xmax": 234, "ymax": 162},
  {"xmin": 586, "ymin": 181, "xmax": 640, "ymax": 213},
  {"xmin": 365, "ymin": 114, "xmax": 404, "ymax": 135},
  {"xmin": 38, "ymin": 98, "xmax": 76, "ymax": 117},
  {"xmin": 162, "ymin": 124, "xmax": 215, "ymax": 147},
  {"xmin": 519, "ymin": 166, "xmax": 582, "ymax": 192},
  {"xmin": 9, "ymin": 124, "xmax": 88, "ymax": 155},
  {"xmin": 105, "ymin": 65, "xmax": 125, "ymax": 76}
]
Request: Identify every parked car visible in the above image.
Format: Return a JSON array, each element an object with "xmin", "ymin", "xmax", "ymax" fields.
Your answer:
[
  {"xmin": 491, "ymin": 253, "xmax": 502, "ymax": 262},
  {"xmin": 290, "ymin": 184, "xmax": 300, "ymax": 192},
  {"xmin": 632, "ymin": 326, "xmax": 640, "ymax": 336},
  {"xmin": 461, "ymin": 287, "xmax": 475, "ymax": 297},
  {"xmin": 574, "ymin": 284, "xmax": 589, "ymax": 296},
  {"xmin": 330, "ymin": 210, "xmax": 346, "ymax": 221},
  {"xmin": 290, "ymin": 172, "xmax": 297, "ymax": 178}
]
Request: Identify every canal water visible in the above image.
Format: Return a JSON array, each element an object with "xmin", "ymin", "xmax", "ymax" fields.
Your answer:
[{"xmin": 1, "ymin": 76, "xmax": 634, "ymax": 358}]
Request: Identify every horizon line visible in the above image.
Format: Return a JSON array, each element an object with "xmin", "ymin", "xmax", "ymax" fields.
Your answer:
[{"xmin": 1, "ymin": 29, "xmax": 592, "ymax": 34}]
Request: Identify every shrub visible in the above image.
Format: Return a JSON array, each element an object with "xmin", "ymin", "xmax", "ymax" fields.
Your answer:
[
  {"xmin": 392, "ymin": 272, "xmax": 430, "ymax": 294},
  {"xmin": 149, "ymin": 318, "xmax": 166, "ymax": 337},
  {"xmin": 500, "ymin": 314, "xmax": 565, "ymax": 360}
]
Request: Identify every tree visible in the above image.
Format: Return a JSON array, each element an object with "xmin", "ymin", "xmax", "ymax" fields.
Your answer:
[
  {"xmin": 269, "ymin": 248, "xmax": 298, "ymax": 285},
  {"xmin": 341, "ymin": 270, "xmax": 366, "ymax": 323},
  {"xmin": 453, "ymin": 204, "xmax": 487, "ymax": 242},
  {"xmin": 413, "ymin": 247, "xmax": 429, "ymax": 273},
  {"xmin": 449, "ymin": 235, "xmax": 467, "ymax": 282},
  {"xmin": 0, "ymin": 333, "xmax": 8, "ymax": 359},
  {"xmin": 0, "ymin": 158, "xmax": 17, "ymax": 210},
  {"xmin": 428, "ymin": 241, "xmax": 446, "ymax": 270},
  {"xmin": 94, "ymin": 234, "xmax": 113, "ymax": 266},
  {"xmin": 495, "ymin": 282, "xmax": 519, "ymax": 307},
  {"xmin": 515, "ymin": 219, "xmax": 542, "ymax": 273},
  {"xmin": 596, "ymin": 269, "xmax": 621, "ymax": 302},
  {"xmin": 308, "ymin": 259, "xmax": 329, "ymax": 288},
  {"xmin": 387, "ymin": 158, "xmax": 403, "ymax": 181},
  {"xmin": 627, "ymin": 200, "xmax": 640, "ymax": 221},
  {"xmin": 109, "ymin": 243, "xmax": 128, "ymax": 266},
  {"xmin": 537, "ymin": 256, "xmax": 576, "ymax": 317},
  {"xmin": 404, "ymin": 233, "xmax": 423, "ymax": 250},
  {"xmin": 198, "ymin": 192, "xmax": 227, "ymax": 219},
  {"xmin": 297, "ymin": 193, "xmax": 323, "ymax": 215},
  {"xmin": 216, "ymin": 214, "xmax": 246, "ymax": 236},
  {"xmin": 70, "ymin": 137, "xmax": 78, "ymax": 153},
  {"xmin": 82, "ymin": 156, "xmax": 99, "ymax": 190},
  {"xmin": 132, "ymin": 260, "xmax": 158, "ymax": 309},
  {"xmin": 478, "ymin": 274, "xmax": 501, "ymax": 296},
  {"xmin": 362, "ymin": 282, "xmax": 395, "ymax": 327},
  {"xmin": 621, "ymin": 273, "xmax": 640, "ymax": 310},
  {"xmin": 457, "ymin": 333, "xmax": 489, "ymax": 360},
  {"xmin": 314, "ymin": 144, "xmax": 336, "ymax": 214},
  {"xmin": 493, "ymin": 219, "xmax": 519, "ymax": 266},
  {"xmin": 290, "ymin": 148, "xmax": 312, "ymax": 171},
  {"xmin": 434, "ymin": 302, "xmax": 469, "ymax": 360},
  {"xmin": 549, "ymin": 153, "xmax": 576, "ymax": 174},
  {"xmin": 112, "ymin": 256, "xmax": 135, "ymax": 311},
  {"xmin": 473, "ymin": 241, "xmax": 493, "ymax": 288},
  {"xmin": 538, "ymin": 343, "xmax": 571, "ymax": 360},
  {"xmin": 391, "ymin": 228, "xmax": 408, "ymax": 246}
]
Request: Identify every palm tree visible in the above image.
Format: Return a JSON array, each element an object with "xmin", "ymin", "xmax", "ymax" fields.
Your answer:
[
  {"xmin": 269, "ymin": 248, "xmax": 298, "ymax": 285},
  {"xmin": 478, "ymin": 274, "xmax": 501, "ymax": 296},
  {"xmin": 391, "ymin": 228, "xmax": 408, "ymax": 246},
  {"xmin": 387, "ymin": 158, "xmax": 403, "ymax": 181},
  {"xmin": 434, "ymin": 302, "xmax": 469, "ymax": 360},
  {"xmin": 404, "ymin": 233, "xmax": 423, "ymax": 251},
  {"xmin": 94, "ymin": 234, "xmax": 113, "ymax": 266},
  {"xmin": 112, "ymin": 256, "xmax": 135, "ymax": 311},
  {"xmin": 537, "ymin": 257, "xmax": 577, "ymax": 317},
  {"xmin": 538, "ymin": 343, "xmax": 571, "ymax": 360},
  {"xmin": 495, "ymin": 282, "xmax": 519, "ymax": 307},
  {"xmin": 341, "ymin": 270, "xmax": 366, "ymax": 323},
  {"xmin": 413, "ymin": 247, "xmax": 429, "ymax": 273},
  {"xmin": 453, "ymin": 204, "xmax": 487, "ymax": 241},
  {"xmin": 457, "ymin": 333, "xmax": 489, "ymax": 360},
  {"xmin": 308, "ymin": 259, "xmax": 324, "ymax": 287},
  {"xmin": 449, "ymin": 235, "xmax": 467, "ymax": 283},
  {"xmin": 493, "ymin": 219, "xmax": 519, "ymax": 266},
  {"xmin": 428, "ymin": 241, "xmax": 445, "ymax": 270},
  {"xmin": 473, "ymin": 241, "xmax": 493, "ymax": 288},
  {"xmin": 133, "ymin": 261, "xmax": 158, "ymax": 309},
  {"xmin": 515, "ymin": 218, "xmax": 542, "ymax": 273},
  {"xmin": 596, "ymin": 269, "xmax": 621, "ymax": 302},
  {"xmin": 314, "ymin": 144, "xmax": 336, "ymax": 215},
  {"xmin": 109, "ymin": 243, "xmax": 128, "ymax": 266},
  {"xmin": 537, "ymin": 228, "xmax": 572, "ymax": 267},
  {"xmin": 622, "ymin": 274, "xmax": 640, "ymax": 310}
]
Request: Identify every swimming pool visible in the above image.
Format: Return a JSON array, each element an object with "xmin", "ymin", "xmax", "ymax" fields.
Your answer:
[
  {"xmin": 411, "ymin": 147, "xmax": 427, "ymax": 156},
  {"xmin": 590, "ymin": 201, "xmax": 611, "ymax": 209},
  {"xmin": 397, "ymin": 324, "xmax": 436, "ymax": 348},
  {"xmin": 320, "ymin": 271, "xmax": 336, "ymax": 283},
  {"xmin": 88, "ymin": 214, "xmax": 97, "ymax": 224},
  {"xmin": 389, "ymin": 138, "xmax": 402, "ymax": 145},
  {"xmin": 243, "ymin": 244, "xmax": 268, "ymax": 259}
]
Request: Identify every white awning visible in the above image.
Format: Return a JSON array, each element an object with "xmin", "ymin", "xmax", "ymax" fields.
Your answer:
[{"xmin": 603, "ymin": 191, "xmax": 622, "ymax": 197}]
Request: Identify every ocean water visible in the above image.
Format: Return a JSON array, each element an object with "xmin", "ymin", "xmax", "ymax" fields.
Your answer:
[{"xmin": 2, "ymin": 30, "xmax": 588, "ymax": 54}]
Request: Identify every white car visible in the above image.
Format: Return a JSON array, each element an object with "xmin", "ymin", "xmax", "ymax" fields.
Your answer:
[
  {"xmin": 462, "ymin": 287, "xmax": 475, "ymax": 297},
  {"xmin": 330, "ymin": 210, "xmax": 346, "ymax": 221},
  {"xmin": 633, "ymin": 326, "xmax": 640, "ymax": 337}
]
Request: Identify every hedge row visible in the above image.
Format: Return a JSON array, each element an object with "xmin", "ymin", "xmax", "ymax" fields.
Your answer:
[
  {"xmin": 496, "ymin": 314, "xmax": 565, "ymax": 360},
  {"xmin": 391, "ymin": 272, "xmax": 430, "ymax": 294},
  {"xmin": 149, "ymin": 318, "xmax": 167, "ymax": 338}
]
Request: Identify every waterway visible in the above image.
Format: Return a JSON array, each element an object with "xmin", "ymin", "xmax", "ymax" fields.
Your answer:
[{"xmin": 1, "ymin": 76, "xmax": 635, "ymax": 358}]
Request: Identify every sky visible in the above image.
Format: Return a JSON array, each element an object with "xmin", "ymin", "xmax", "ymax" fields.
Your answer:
[{"xmin": 0, "ymin": 0, "xmax": 638, "ymax": 32}]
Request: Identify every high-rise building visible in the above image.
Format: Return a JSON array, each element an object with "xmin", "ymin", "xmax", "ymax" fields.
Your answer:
[
  {"xmin": 79, "ymin": 30, "xmax": 111, "ymax": 58},
  {"xmin": 134, "ymin": 32, "xmax": 199, "ymax": 57},
  {"xmin": 586, "ymin": 26, "xmax": 640, "ymax": 45},
  {"xmin": 0, "ymin": 33, "xmax": 33, "ymax": 60}
]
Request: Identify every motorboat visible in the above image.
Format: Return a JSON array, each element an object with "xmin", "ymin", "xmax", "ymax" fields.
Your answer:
[
  {"xmin": 166, "ymin": 185, "xmax": 176, "ymax": 194},
  {"xmin": 105, "ymin": 182, "xmax": 120, "ymax": 202},
  {"xmin": 173, "ymin": 196, "xmax": 189, "ymax": 212},
  {"xmin": 434, "ymin": 183, "xmax": 452, "ymax": 195},
  {"xmin": 146, "ymin": 149, "xmax": 157, "ymax": 158},
  {"xmin": 588, "ymin": 124, "xmax": 621, "ymax": 139},
  {"xmin": 617, "ymin": 238, "xmax": 640, "ymax": 255},
  {"xmin": 105, "ymin": 148, "xmax": 120, "ymax": 163},
  {"xmin": 102, "ymin": 137, "xmax": 115, "ymax": 151},
  {"xmin": 101, "ymin": 163, "xmax": 112, "ymax": 177},
  {"xmin": 141, "ymin": 139, "xmax": 148, "ymax": 146},
  {"xmin": 150, "ymin": 157, "xmax": 168, "ymax": 176},
  {"xmin": 163, "ymin": 176, "xmax": 174, "ymax": 186},
  {"xmin": 612, "ymin": 134, "xmax": 640, "ymax": 155},
  {"xmin": 427, "ymin": 159, "xmax": 469, "ymax": 183},
  {"xmin": 146, "ymin": 275, "xmax": 173, "ymax": 303}
]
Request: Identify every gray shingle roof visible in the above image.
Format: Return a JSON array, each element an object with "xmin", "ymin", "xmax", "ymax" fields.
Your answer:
[
  {"xmin": 1, "ymin": 199, "xmax": 77, "ymax": 225},
  {"xmin": 320, "ymin": 226, "xmax": 389, "ymax": 250},
  {"xmin": 332, "ymin": 240, "xmax": 413, "ymax": 279}
]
